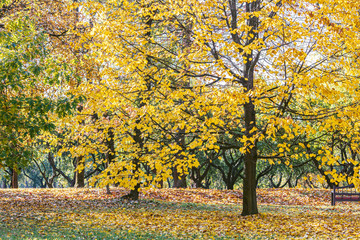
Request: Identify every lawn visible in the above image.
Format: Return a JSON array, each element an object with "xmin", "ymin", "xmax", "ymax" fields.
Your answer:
[{"xmin": 0, "ymin": 188, "xmax": 359, "ymax": 239}]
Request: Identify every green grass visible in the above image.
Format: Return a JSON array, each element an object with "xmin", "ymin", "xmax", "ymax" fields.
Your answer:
[
  {"xmin": 0, "ymin": 222, "xmax": 245, "ymax": 240},
  {"xmin": 0, "ymin": 220, "xmax": 182, "ymax": 240}
]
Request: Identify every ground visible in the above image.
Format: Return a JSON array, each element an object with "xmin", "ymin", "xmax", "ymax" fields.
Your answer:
[{"xmin": 0, "ymin": 188, "xmax": 359, "ymax": 239}]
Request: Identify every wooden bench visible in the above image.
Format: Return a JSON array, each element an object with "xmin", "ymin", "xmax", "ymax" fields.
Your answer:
[{"xmin": 331, "ymin": 184, "xmax": 360, "ymax": 206}]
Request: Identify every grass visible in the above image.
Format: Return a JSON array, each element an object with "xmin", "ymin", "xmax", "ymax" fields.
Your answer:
[
  {"xmin": 0, "ymin": 224, "xmax": 177, "ymax": 240},
  {"xmin": 1, "ymin": 188, "xmax": 360, "ymax": 239}
]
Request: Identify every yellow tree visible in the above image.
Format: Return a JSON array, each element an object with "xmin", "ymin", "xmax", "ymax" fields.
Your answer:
[
  {"xmin": 33, "ymin": 0, "xmax": 101, "ymax": 188},
  {"xmin": 59, "ymin": 0, "xmax": 202, "ymax": 196},
  {"xmin": 70, "ymin": 0, "xmax": 360, "ymax": 216}
]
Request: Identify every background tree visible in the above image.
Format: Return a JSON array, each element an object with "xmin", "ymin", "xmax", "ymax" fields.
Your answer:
[{"xmin": 0, "ymin": 0, "xmax": 83, "ymax": 187}]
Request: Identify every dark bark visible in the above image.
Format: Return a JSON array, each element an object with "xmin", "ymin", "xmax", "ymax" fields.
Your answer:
[
  {"xmin": 121, "ymin": 124, "xmax": 142, "ymax": 200},
  {"xmin": 72, "ymin": 0, "xmax": 85, "ymax": 189},
  {"xmin": 33, "ymin": 153, "xmax": 60, "ymax": 188},
  {"xmin": 241, "ymin": 101, "xmax": 258, "ymax": 216},
  {"xmin": 242, "ymin": 151, "xmax": 258, "ymax": 216},
  {"xmin": 11, "ymin": 167, "xmax": 18, "ymax": 188},
  {"xmin": 190, "ymin": 161, "xmax": 211, "ymax": 188},
  {"xmin": 210, "ymin": 149, "xmax": 244, "ymax": 190},
  {"xmin": 172, "ymin": 126, "xmax": 187, "ymax": 188},
  {"xmin": 308, "ymin": 146, "xmax": 335, "ymax": 188},
  {"xmin": 48, "ymin": 154, "xmax": 75, "ymax": 187},
  {"xmin": 172, "ymin": 121, "xmax": 188, "ymax": 188},
  {"xmin": 105, "ymin": 127, "xmax": 115, "ymax": 194},
  {"xmin": 74, "ymin": 156, "xmax": 85, "ymax": 188},
  {"xmin": 47, "ymin": 153, "xmax": 60, "ymax": 188},
  {"xmin": 173, "ymin": 167, "xmax": 187, "ymax": 188},
  {"xmin": 269, "ymin": 172, "xmax": 282, "ymax": 188},
  {"xmin": 33, "ymin": 159, "xmax": 50, "ymax": 187},
  {"xmin": 269, "ymin": 172, "xmax": 292, "ymax": 188},
  {"xmin": 173, "ymin": 124, "xmax": 187, "ymax": 189},
  {"xmin": 256, "ymin": 165, "xmax": 273, "ymax": 187},
  {"xmin": 241, "ymin": 0, "xmax": 260, "ymax": 216},
  {"xmin": 172, "ymin": 97, "xmax": 187, "ymax": 189}
]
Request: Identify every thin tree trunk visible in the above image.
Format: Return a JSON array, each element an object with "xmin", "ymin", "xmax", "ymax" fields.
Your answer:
[
  {"xmin": 48, "ymin": 153, "xmax": 74, "ymax": 187},
  {"xmin": 105, "ymin": 127, "xmax": 115, "ymax": 194}
]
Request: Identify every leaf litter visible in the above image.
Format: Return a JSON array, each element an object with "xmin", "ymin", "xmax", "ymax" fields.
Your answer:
[{"xmin": 1, "ymin": 188, "xmax": 360, "ymax": 239}]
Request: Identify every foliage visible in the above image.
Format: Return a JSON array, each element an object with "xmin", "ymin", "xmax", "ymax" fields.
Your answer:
[
  {"xmin": 0, "ymin": 0, "xmax": 80, "ymax": 171},
  {"xmin": 55, "ymin": 0, "xmax": 360, "ymax": 215},
  {"xmin": 2, "ymin": 0, "xmax": 360, "ymax": 218}
]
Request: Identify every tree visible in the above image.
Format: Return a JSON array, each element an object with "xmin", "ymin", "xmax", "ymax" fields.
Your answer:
[
  {"xmin": 0, "ymin": 8, "xmax": 53, "ymax": 184},
  {"xmin": 0, "ymin": 0, "xmax": 82, "ymax": 187},
  {"xmin": 71, "ymin": 0, "xmax": 360, "ymax": 216}
]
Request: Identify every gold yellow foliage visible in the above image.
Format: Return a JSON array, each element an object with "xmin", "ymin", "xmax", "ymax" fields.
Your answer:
[{"xmin": 48, "ymin": 0, "xmax": 360, "ymax": 200}]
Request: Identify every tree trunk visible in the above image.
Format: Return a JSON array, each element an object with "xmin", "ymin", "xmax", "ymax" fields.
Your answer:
[
  {"xmin": 127, "ymin": 184, "xmax": 140, "ymax": 200},
  {"xmin": 172, "ymin": 124, "xmax": 187, "ymax": 189},
  {"xmin": 241, "ymin": 102, "xmax": 258, "ymax": 216},
  {"xmin": 105, "ymin": 127, "xmax": 115, "ymax": 194},
  {"xmin": 226, "ymin": 180, "xmax": 235, "ymax": 190},
  {"xmin": 48, "ymin": 153, "xmax": 74, "ymax": 187},
  {"xmin": 120, "ymin": 6, "xmax": 154, "ymax": 201},
  {"xmin": 74, "ymin": 156, "xmax": 85, "ymax": 188},
  {"xmin": 121, "ymin": 119, "xmax": 143, "ymax": 200},
  {"xmin": 240, "ymin": 0, "xmax": 260, "ymax": 216},
  {"xmin": 242, "ymin": 158, "xmax": 258, "ymax": 215},
  {"xmin": 11, "ymin": 168, "xmax": 18, "ymax": 189},
  {"xmin": 121, "ymin": 158, "xmax": 141, "ymax": 200},
  {"xmin": 173, "ymin": 168, "xmax": 187, "ymax": 188}
]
